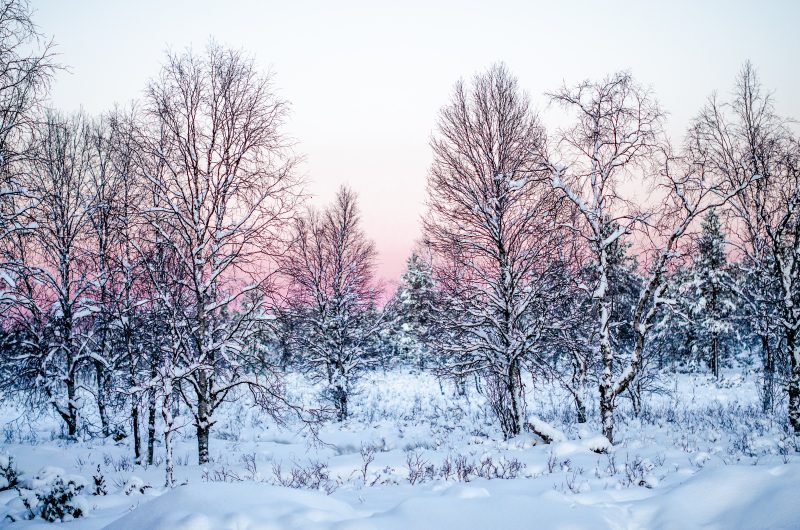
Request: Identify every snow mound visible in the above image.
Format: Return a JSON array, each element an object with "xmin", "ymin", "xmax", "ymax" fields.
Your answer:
[
  {"xmin": 106, "ymin": 482, "xmax": 363, "ymax": 529},
  {"xmin": 580, "ymin": 435, "xmax": 611, "ymax": 454},
  {"xmin": 639, "ymin": 463, "xmax": 800, "ymax": 529}
]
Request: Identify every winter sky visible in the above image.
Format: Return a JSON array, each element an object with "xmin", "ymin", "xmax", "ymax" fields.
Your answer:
[{"xmin": 36, "ymin": 0, "xmax": 800, "ymax": 283}]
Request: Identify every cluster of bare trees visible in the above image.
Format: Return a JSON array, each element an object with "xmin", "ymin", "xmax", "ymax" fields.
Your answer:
[
  {"xmin": 423, "ymin": 62, "xmax": 799, "ymax": 442},
  {"xmin": 0, "ymin": 0, "xmax": 320, "ymax": 487},
  {"xmin": 0, "ymin": 1, "xmax": 386, "ymax": 487},
  {"xmin": 688, "ymin": 66, "xmax": 800, "ymax": 431}
]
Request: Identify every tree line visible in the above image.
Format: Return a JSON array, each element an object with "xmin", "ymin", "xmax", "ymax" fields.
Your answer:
[{"xmin": 0, "ymin": 0, "xmax": 797, "ymax": 487}]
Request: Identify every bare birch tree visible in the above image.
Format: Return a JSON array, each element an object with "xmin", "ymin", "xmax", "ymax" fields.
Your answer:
[
  {"xmin": 547, "ymin": 72, "xmax": 756, "ymax": 442},
  {"xmin": 141, "ymin": 42, "xmax": 301, "ymax": 464},
  {"xmin": 0, "ymin": 0, "xmax": 58, "ymax": 302},
  {"xmin": 424, "ymin": 63, "xmax": 567, "ymax": 439},
  {"xmin": 282, "ymin": 186, "xmax": 381, "ymax": 421},
  {"xmin": 4, "ymin": 111, "xmax": 95, "ymax": 437}
]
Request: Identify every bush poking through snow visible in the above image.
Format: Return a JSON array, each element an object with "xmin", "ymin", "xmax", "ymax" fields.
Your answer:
[
  {"xmin": 92, "ymin": 465, "xmax": 107, "ymax": 496},
  {"xmin": 271, "ymin": 460, "xmax": 339, "ymax": 494},
  {"xmin": 35, "ymin": 476, "xmax": 86, "ymax": 522},
  {"xmin": 403, "ymin": 451, "xmax": 525, "ymax": 485},
  {"xmin": 360, "ymin": 443, "xmax": 376, "ymax": 484},
  {"xmin": 123, "ymin": 476, "xmax": 151, "ymax": 495},
  {"xmin": 0, "ymin": 454, "xmax": 21, "ymax": 491},
  {"xmin": 12, "ymin": 468, "xmax": 88, "ymax": 522},
  {"xmin": 622, "ymin": 455, "xmax": 656, "ymax": 488},
  {"xmin": 405, "ymin": 450, "xmax": 430, "ymax": 485}
]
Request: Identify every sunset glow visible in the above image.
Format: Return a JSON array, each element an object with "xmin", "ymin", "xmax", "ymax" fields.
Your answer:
[{"xmin": 36, "ymin": 0, "xmax": 800, "ymax": 283}]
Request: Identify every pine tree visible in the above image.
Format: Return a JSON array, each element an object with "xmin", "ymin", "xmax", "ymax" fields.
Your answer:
[
  {"xmin": 385, "ymin": 252, "xmax": 437, "ymax": 370},
  {"xmin": 689, "ymin": 209, "xmax": 735, "ymax": 378},
  {"xmin": 603, "ymin": 221, "xmax": 642, "ymax": 360}
]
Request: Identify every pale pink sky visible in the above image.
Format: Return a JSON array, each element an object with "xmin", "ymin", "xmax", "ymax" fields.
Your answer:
[{"xmin": 36, "ymin": 0, "xmax": 800, "ymax": 285}]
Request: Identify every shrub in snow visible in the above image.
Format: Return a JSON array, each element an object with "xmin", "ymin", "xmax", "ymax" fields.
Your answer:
[
  {"xmin": 92, "ymin": 465, "xmax": 107, "ymax": 496},
  {"xmin": 271, "ymin": 460, "xmax": 339, "ymax": 494},
  {"xmin": 0, "ymin": 454, "xmax": 21, "ymax": 491},
  {"xmin": 34, "ymin": 476, "xmax": 86, "ymax": 522},
  {"xmin": 622, "ymin": 455, "xmax": 656, "ymax": 488},
  {"xmin": 454, "ymin": 455, "xmax": 476, "ymax": 482},
  {"xmin": 13, "ymin": 467, "xmax": 87, "ymax": 522},
  {"xmin": 405, "ymin": 450, "xmax": 430, "ymax": 485},
  {"xmin": 359, "ymin": 443, "xmax": 376, "ymax": 484},
  {"xmin": 476, "ymin": 455, "xmax": 525, "ymax": 480},
  {"xmin": 123, "ymin": 476, "xmax": 151, "ymax": 495}
]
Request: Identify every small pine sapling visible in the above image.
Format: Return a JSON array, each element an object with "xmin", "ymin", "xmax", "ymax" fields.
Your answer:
[{"xmin": 92, "ymin": 465, "xmax": 107, "ymax": 496}]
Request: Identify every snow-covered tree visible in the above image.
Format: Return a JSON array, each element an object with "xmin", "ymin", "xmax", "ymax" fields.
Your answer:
[
  {"xmin": 140, "ymin": 42, "xmax": 302, "ymax": 464},
  {"xmin": 282, "ymin": 186, "xmax": 381, "ymax": 421},
  {"xmin": 425, "ymin": 63, "xmax": 569, "ymax": 439},
  {"xmin": 0, "ymin": 0, "xmax": 57, "ymax": 260},
  {"xmin": 83, "ymin": 116, "xmax": 127, "ymax": 438},
  {"xmin": 547, "ymin": 72, "xmax": 753, "ymax": 441},
  {"xmin": 384, "ymin": 251, "xmax": 437, "ymax": 370},
  {"xmin": 689, "ymin": 62, "xmax": 800, "ymax": 432},
  {"xmin": 3, "ymin": 111, "xmax": 95, "ymax": 437},
  {"xmin": 682, "ymin": 209, "xmax": 736, "ymax": 378},
  {"xmin": 102, "ymin": 108, "xmax": 150, "ymax": 462},
  {"xmin": 546, "ymin": 72, "xmax": 664, "ymax": 441}
]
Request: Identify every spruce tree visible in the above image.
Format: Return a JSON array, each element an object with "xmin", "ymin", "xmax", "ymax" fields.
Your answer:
[
  {"xmin": 691, "ymin": 209, "xmax": 735, "ymax": 378},
  {"xmin": 386, "ymin": 252, "xmax": 436, "ymax": 370}
]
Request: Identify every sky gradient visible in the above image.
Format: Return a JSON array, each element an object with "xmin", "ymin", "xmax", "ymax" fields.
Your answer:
[{"xmin": 35, "ymin": 0, "xmax": 800, "ymax": 285}]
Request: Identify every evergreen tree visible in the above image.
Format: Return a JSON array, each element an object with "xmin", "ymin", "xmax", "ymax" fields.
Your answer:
[
  {"xmin": 385, "ymin": 252, "xmax": 437, "ymax": 370},
  {"xmin": 688, "ymin": 209, "xmax": 736, "ymax": 378},
  {"xmin": 651, "ymin": 266, "xmax": 695, "ymax": 371},
  {"xmin": 603, "ymin": 222, "xmax": 642, "ymax": 360}
]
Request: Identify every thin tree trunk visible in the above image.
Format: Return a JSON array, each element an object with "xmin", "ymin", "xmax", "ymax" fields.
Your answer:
[
  {"xmin": 506, "ymin": 359, "xmax": 522, "ymax": 438},
  {"xmin": 761, "ymin": 333, "xmax": 774, "ymax": 414},
  {"xmin": 575, "ymin": 397, "xmax": 587, "ymax": 424},
  {"xmin": 147, "ymin": 389, "xmax": 156, "ymax": 466},
  {"xmin": 131, "ymin": 401, "xmax": 141, "ymax": 465},
  {"xmin": 196, "ymin": 423, "xmax": 210, "ymax": 465},
  {"xmin": 162, "ymin": 394, "xmax": 175, "ymax": 488},
  {"xmin": 334, "ymin": 385, "xmax": 348, "ymax": 422},
  {"xmin": 600, "ymin": 390, "xmax": 615, "ymax": 443},
  {"xmin": 787, "ymin": 327, "xmax": 800, "ymax": 434},
  {"xmin": 194, "ymin": 370, "xmax": 212, "ymax": 465},
  {"xmin": 599, "ymin": 306, "xmax": 616, "ymax": 441},
  {"xmin": 710, "ymin": 331, "xmax": 720, "ymax": 379},
  {"xmin": 95, "ymin": 360, "xmax": 110, "ymax": 437},
  {"xmin": 129, "ymin": 360, "xmax": 141, "ymax": 465},
  {"xmin": 571, "ymin": 349, "xmax": 588, "ymax": 423},
  {"xmin": 66, "ymin": 366, "xmax": 78, "ymax": 438}
]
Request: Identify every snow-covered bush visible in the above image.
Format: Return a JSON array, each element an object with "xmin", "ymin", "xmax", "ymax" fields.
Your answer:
[
  {"xmin": 13, "ymin": 467, "xmax": 88, "ymax": 522},
  {"xmin": 92, "ymin": 465, "xmax": 107, "ymax": 496},
  {"xmin": 122, "ymin": 476, "xmax": 151, "ymax": 495},
  {"xmin": 0, "ymin": 454, "xmax": 21, "ymax": 491}
]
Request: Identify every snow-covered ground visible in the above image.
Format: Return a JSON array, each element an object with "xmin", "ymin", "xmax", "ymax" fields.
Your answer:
[{"xmin": 1, "ymin": 369, "xmax": 799, "ymax": 529}]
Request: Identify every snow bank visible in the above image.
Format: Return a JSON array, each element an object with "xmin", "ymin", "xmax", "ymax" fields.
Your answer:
[
  {"xmin": 640, "ymin": 463, "xmax": 800, "ymax": 530},
  {"xmin": 108, "ymin": 483, "xmax": 363, "ymax": 529},
  {"xmin": 103, "ymin": 464, "xmax": 800, "ymax": 529}
]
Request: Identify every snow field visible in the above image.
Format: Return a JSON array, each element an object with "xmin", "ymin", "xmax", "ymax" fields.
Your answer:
[{"xmin": 1, "ymin": 369, "xmax": 798, "ymax": 529}]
